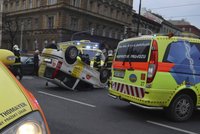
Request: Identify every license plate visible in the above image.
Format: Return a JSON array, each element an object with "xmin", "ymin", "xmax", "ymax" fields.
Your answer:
[{"xmin": 114, "ymin": 70, "xmax": 125, "ymax": 78}]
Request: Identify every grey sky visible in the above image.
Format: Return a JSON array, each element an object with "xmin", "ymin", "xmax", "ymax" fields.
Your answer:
[{"xmin": 133, "ymin": 0, "xmax": 200, "ymax": 29}]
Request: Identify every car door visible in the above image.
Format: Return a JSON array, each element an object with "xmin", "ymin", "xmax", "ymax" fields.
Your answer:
[{"xmin": 22, "ymin": 57, "xmax": 34, "ymax": 75}]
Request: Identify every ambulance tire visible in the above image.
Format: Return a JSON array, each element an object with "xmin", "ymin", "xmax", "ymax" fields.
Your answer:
[
  {"xmin": 99, "ymin": 69, "xmax": 109, "ymax": 84},
  {"xmin": 65, "ymin": 46, "xmax": 78, "ymax": 64},
  {"xmin": 165, "ymin": 94, "xmax": 194, "ymax": 122}
]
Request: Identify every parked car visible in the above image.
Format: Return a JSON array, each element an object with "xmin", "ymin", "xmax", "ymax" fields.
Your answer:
[
  {"xmin": 21, "ymin": 55, "xmax": 34, "ymax": 75},
  {"xmin": 109, "ymin": 34, "xmax": 200, "ymax": 121},
  {"xmin": 39, "ymin": 40, "xmax": 109, "ymax": 90},
  {"xmin": 0, "ymin": 49, "xmax": 50, "ymax": 134}
]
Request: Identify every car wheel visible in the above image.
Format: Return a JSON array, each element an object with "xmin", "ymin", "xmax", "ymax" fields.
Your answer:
[
  {"xmin": 100, "ymin": 69, "xmax": 109, "ymax": 84},
  {"xmin": 165, "ymin": 94, "xmax": 194, "ymax": 122},
  {"xmin": 65, "ymin": 46, "xmax": 78, "ymax": 64}
]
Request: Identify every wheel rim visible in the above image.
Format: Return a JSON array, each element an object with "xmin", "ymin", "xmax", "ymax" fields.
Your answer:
[
  {"xmin": 102, "ymin": 70, "xmax": 108, "ymax": 78},
  {"xmin": 69, "ymin": 48, "xmax": 77, "ymax": 59},
  {"xmin": 175, "ymin": 98, "xmax": 191, "ymax": 118}
]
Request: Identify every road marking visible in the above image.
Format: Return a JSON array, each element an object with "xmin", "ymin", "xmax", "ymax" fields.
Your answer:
[
  {"xmin": 22, "ymin": 76, "xmax": 34, "ymax": 79},
  {"xmin": 147, "ymin": 120, "xmax": 198, "ymax": 134},
  {"xmin": 38, "ymin": 91, "xmax": 96, "ymax": 108}
]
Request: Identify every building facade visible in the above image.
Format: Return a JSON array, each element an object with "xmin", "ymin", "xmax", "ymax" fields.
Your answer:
[
  {"xmin": 132, "ymin": 13, "xmax": 161, "ymax": 37},
  {"xmin": 2, "ymin": 0, "xmax": 133, "ymax": 51},
  {"xmin": 0, "ymin": 0, "xmax": 3, "ymax": 48},
  {"xmin": 138, "ymin": 8, "xmax": 182, "ymax": 35},
  {"xmin": 169, "ymin": 20, "xmax": 200, "ymax": 37}
]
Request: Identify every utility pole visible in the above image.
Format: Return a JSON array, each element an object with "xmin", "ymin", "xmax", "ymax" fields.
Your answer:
[
  {"xmin": 136, "ymin": 0, "xmax": 142, "ymax": 36},
  {"xmin": 20, "ymin": 21, "xmax": 24, "ymax": 50}
]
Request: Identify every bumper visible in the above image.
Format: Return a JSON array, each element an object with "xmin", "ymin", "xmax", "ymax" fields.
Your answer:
[
  {"xmin": 108, "ymin": 93, "xmax": 163, "ymax": 110},
  {"xmin": 109, "ymin": 86, "xmax": 174, "ymax": 108}
]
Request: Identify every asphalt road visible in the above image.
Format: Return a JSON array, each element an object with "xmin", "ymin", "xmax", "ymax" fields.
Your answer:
[{"xmin": 21, "ymin": 76, "xmax": 200, "ymax": 134}]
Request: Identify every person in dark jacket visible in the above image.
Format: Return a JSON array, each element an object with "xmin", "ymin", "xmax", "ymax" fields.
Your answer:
[
  {"xmin": 12, "ymin": 44, "xmax": 23, "ymax": 80},
  {"xmin": 34, "ymin": 50, "xmax": 40, "ymax": 76}
]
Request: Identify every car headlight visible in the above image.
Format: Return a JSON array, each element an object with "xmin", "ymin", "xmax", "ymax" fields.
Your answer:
[
  {"xmin": 44, "ymin": 58, "xmax": 52, "ymax": 63},
  {"xmin": 7, "ymin": 56, "xmax": 16, "ymax": 61},
  {"xmin": 2, "ymin": 111, "xmax": 48, "ymax": 134}
]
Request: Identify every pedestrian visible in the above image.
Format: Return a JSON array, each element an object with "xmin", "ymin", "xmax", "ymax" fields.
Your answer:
[
  {"xmin": 12, "ymin": 44, "xmax": 23, "ymax": 80},
  {"xmin": 34, "ymin": 50, "xmax": 40, "ymax": 76},
  {"xmin": 100, "ymin": 42, "xmax": 110, "ymax": 63}
]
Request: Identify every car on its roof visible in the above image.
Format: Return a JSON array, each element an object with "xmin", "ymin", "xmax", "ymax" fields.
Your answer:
[
  {"xmin": 38, "ymin": 40, "xmax": 109, "ymax": 90},
  {"xmin": 0, "ymin": 49, "xmax": 50, "ymax": 134}
]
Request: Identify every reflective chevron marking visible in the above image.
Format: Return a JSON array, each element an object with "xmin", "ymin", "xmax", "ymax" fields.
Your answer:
[{"xmin": 112, "ymin": 82, "xmax": 145, "ymax": 98}]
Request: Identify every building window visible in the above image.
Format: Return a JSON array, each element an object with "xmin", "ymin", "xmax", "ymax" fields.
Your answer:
[
  {"xmin": 97, "ymin": 4, "xmax": 101, "ymax": 13},
  {"xmin": 4, "ymin": 4, "xmax": 8, "ymax": 11},
  {"xmin": 27, "ymin": 19, "xmax": 32, "ymax": 30},
  {"xmin": 110, "ymin": 8, "xmax": 113, "ymax": 18},
  {"xmin": 22, "ymin": 0, "xmax": 26, "ymax": 9},
  {"xmin": 35, "ymin": 18, "xmax": 39, "ymax": 29},
  {"xmin": 70, "ymin": 17, "xmax": 79, "ymax": 30},
  {"xmin": 116, "ymin": 10, "xmax": 119, "ymax": 19},
  {"xmin": 115, "ymin": 30, "xmax": 118, "ymax": 39},
  {"xmin": 48, "ymin": 0, "xmax": 57, "ymax": 5},
  {"xmin": 29, "ymin": 0, "xmax": 33, "ymax": 8},
  {"xmin": 104, "ymin": 6, "xmax": 108, "ymax": 16},
  {"xmin": 87, "ymin": 22, "xmax": 92, "ymax": 31},
  {"xmin": 10, "ymin": 2, "xmax": 13, "ymax": 11},
  {"xmin": 71, "ymin": 0, "xmax": 81, "ymax": 7},
  {"xmin": 102, "ymin": 26, "xmax": 106, "ymax": 37},
  {"xmin": 47, "ymin": 16, "xmax": 54, "ymax": 29},
  {"xmin": 36, "ymin": 0, "xmax": 40, "ymax": 7},
  {"xmin": 16, "ymin": 1, "xmax": 19, "ymax": 10},
  {"xmin": 109, "ymin": 28, "xmax": 113, "ymax": 38}
]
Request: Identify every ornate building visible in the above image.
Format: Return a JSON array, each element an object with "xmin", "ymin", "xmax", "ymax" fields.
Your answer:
[
  {"xmin": 0, "ymin": 0, "xmax": 3, "ymax": 48},
  {"xmin": 2, "ymin": 0, "xmax": 133, "ymax": 51}
]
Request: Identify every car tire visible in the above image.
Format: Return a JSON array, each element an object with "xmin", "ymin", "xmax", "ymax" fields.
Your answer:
[
  {"xmin": 99, "ymin": 69, "xmax": 109, "ymax": 84},
  {"xmin": 65, "ymin": 46, "xmax": 78, "ymax": 64},
  {"xmin": 165, "ymin": 94, "xmax": 194, "ymax": 122}
]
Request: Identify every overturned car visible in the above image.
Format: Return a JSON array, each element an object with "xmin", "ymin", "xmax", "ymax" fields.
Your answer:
[{"xmin": 38, "ymin": 40, "xmax": 109, "ymax": 90}]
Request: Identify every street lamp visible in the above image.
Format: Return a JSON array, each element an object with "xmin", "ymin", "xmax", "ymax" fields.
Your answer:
[
  {"xmin": 71, "ymin": 28, "xmax": 94, "ymax": 41},
  {"xmin": 136, "ymin": 0, "xmax": 142, "ymax": 36},
  {"xmin": 125, "ymin": 26, "xmax": 153, "ymax": 37},
  {"xmin": 20, "ymin": 21, "xmax": 24, "ymax": 50}
]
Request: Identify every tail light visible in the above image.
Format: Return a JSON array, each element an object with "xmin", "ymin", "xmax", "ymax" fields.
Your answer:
[
  {"xmin": 147, "ymin": 40, "xmax": 158, "ymax": 83},
  {"xmin": 52, "ymin": 61, "xmax": 62, "ymax": 79}
]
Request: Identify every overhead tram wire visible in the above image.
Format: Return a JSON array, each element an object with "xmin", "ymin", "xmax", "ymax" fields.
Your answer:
[
  {"xmin": 165, "ymin": 14, "xmax": 200, "ymax": 19},
  {"xmin": 150, "ymin": 2, "xmax": 200, "ymax": 10}
]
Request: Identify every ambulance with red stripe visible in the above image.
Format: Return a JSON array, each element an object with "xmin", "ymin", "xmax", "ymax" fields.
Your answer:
[{"xmin": 109, "ymin": 34, "xmax": 200, "ymax": 121}]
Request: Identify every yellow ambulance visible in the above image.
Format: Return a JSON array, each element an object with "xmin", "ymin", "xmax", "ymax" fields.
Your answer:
[
  {"xmin": 0, "ymin": 49, "xmax": 50, "ymax": 133},
  {"xmin": 109, "ymin": 34, "xmax": 200, "ymax": 121}
]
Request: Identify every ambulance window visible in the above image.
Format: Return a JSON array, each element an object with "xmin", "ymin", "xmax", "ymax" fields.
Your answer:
[
  {"xmin": 163, "ymin": 41, "xmax": 200, "ymax": 66},
  {"xmin": 115, "ymin": 40, "xmax": 151, "ymax": 62}
]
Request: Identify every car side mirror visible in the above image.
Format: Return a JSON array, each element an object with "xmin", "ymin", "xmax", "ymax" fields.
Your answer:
[{"xmin": 0, "ymin": 49, "xmax": 16, "ymax": 65}]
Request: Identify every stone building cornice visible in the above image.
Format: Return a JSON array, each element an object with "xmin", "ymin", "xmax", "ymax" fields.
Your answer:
[{"xmin": 4, "ymin": 2, "xmax": 131, "ymax": 26}]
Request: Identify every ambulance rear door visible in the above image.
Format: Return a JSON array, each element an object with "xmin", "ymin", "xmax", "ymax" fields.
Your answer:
[{"xmin": 112, "ymin": 39, "xmax": 156, "ymax": 97}]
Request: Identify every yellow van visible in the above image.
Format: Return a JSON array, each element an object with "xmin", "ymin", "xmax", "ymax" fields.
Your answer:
[
  {"xmin": 0, "ymin": 49, "xmax": 50, "ymax": 133},
  {"xmin": 109, "ymin": 34, "xmax": 200, "ymax": 121}
]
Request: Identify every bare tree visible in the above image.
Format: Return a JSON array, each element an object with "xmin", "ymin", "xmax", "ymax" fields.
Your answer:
[{"xmin": 2, "ymin": 13, "xmax": 20, "ymax": 50}]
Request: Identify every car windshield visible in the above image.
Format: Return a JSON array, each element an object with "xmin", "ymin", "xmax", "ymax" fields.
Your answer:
[
  {"xmin": 20, "ymin": 56, "xmax": 28, "ymax": 63},
  {"xmin": 82, "ymin": 50, "xmax": 105, "ymax": 61}
]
